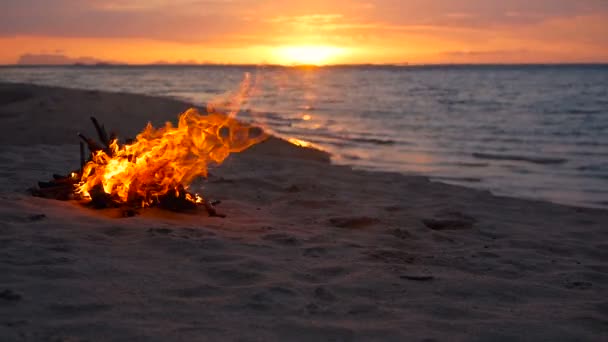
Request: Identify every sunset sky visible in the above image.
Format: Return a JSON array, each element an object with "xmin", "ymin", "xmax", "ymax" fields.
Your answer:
[{"xmin": 1, "ymin": 0, "xmax": 607, "ymax": 65}]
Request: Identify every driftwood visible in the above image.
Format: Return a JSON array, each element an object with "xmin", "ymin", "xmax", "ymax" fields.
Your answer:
[
  {"xmin": 79, "ymin": 142, "xmax": 85, "ymax": 171},
  {"xmin": 78, "ymin": 133, "xmax": 103, "ymax": 154},
  {"xmin": 90, "ymin": 116, "xmax": 109, "ymax": 147},
  {"xmin": 31, "ymin": 116, "xmax": 223, "ymax": 217}
]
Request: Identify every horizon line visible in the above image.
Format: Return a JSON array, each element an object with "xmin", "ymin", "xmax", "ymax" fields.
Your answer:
[{"xmin": 2, "ymin": 62, "xmax": 608, "ymax": 68}]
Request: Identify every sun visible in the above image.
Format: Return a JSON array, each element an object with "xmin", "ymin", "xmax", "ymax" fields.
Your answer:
[{"xmin": 274, "ymin": 45, "xmax": 346, "ymax": 65}]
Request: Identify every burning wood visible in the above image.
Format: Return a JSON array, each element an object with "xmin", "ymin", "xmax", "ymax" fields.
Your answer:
[{"xmin": 31, "ymin": 109, "xmax": 267, "ymax": 217}]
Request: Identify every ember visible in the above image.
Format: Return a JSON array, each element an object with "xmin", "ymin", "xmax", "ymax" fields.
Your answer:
[{"xmin": 32, "ymin": 81, "xmax": 268, "ymax": 216}]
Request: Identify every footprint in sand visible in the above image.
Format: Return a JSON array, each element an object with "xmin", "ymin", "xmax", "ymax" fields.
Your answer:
[
  {"xmin": 313, "ymin": 286, "xmax": 336, "ymax": 301},
  {"xmin": 48, "ymin": 303, "xmax": 112, "ymax": 316},
  {"xmin": 205, "ymin": 266, "xmax": 263, "ymax": 286},
  {"xmin": 261, "ymin": 233, "xmax": 300, "ymax": 246},
  {"xmin": 167, "ymin": 284, "xmax": 223, "ymax": 298},
  {"xmin": 329, "ymin": 216, "xmax": 379, "ymax": 229},
  {"xmin": 565, "ymin": 281, "xmax": 592, "ymax": 290},
  {"xmin": 389, "ymin": 228, "xmax": 414, "ymax": 240},
  {"xmin": 27, "ymin": 214, "xmax": 46, "ymax": 221},
  {"xmin": 148, "ymin": 227, "xmax": 173, "ymax": 235},
  {"xmin": 0, "ymin": 289, "xmax": 22, "ymax": 301},
  {"xmin": 310, "ymin": 266, "xmax": 348, "ymax": 280},
  {"xmin": 422, "ymin": 211, "xmax": 477, "ymax": 230},
  {"xmin": 365, "ymin": 249, "xmax": 416, "ymax": 264},
  {"xmin": 302, "ymin": 246, "xmax": 328, "ymax": 258}
]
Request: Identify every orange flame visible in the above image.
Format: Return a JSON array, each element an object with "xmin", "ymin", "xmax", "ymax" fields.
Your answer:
[{"xmin": 76, "ymin": 76, "xmax": 268, "ymax": 207}]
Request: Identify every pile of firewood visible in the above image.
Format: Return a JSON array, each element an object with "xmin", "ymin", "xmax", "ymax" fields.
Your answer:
[{"xmin": 30, "ymin": 117, "xmax": 223, "ymax": 217}]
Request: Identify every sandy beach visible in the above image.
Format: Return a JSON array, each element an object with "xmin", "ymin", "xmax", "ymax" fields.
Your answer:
[{"xmin": 0, "ymin": 82, "xmax": 606, "ymax": 341}]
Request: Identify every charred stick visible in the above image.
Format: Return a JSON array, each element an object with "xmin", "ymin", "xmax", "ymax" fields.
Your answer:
[
  {"xmin": 109, "ymin": 132, "xmax": 117, "ymax": 145},
  {"xmin": 202, "ymin": 198, "xmax": 226, "ymax": 218},
  {"xmin": 38, "ymin": 181, "xmax": 62, "ymax": 188},
  {"xmin": 78, "ymin": 133, "xmax": 103, "ymax": 153},
  {"xmin": 80, "ymin": 141, "xmax": 85, "ymax": 171},
  {"xmin": 121, "ymin": 206, "xmax": 139, "ymax": 217},
  {"xmin": 31, "ymin": 186, "xmax": 73, "ymax": 200},
  {"xmin": 37, "ymin": 182, "xmax": 74, "ymax": 193},
  {"xmin": 90, "ymin": 116, "xmax": 110, "ymax": 147},
  {"xmin": 89, "ymin": 184, "xmax": 119, "ymax": 208},
  {"xmin": 39, "ymin": 177, "xmax": 77, "ymax": 187}
]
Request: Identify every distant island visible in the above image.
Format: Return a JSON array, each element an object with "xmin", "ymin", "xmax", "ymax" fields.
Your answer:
[
  {"xmin": 16, "ymin": 53, "xmax": 115, "ymax": 66},
  {"xmin": 8, "ymin": 54, "xmax": 606, "ymax": 68}
]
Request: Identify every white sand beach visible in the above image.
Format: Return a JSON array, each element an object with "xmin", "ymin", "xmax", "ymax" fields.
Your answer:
[{"xmin": 0, "ymin": 83, "xmax": 606, "ymax": 341}]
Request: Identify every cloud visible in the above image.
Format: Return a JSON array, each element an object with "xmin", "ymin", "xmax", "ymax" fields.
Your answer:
[
  {"xmin": 1, "ymin": 0, "xmax": 607, "ymax": 64},
  {"xmin": 2, "ymin": 0, "xmax": 606, "ymax": 43},
  {"xmin": 267, "ymin": 14, "xmax": 344, "ymax": 25},
  {"xmin": 0, "ymin": 0, "xmax": 263, "ymax": 44},
  {"xmin": 360, "ymin": 0, "xmax": 608, "ymax": 29},
  {"xmin": 441, "ymin": 49, "xmax": 531, "ymax": 57},
  {"xmin": 434, "ymin": 49, "xmax": 544, "ymax": 64}
]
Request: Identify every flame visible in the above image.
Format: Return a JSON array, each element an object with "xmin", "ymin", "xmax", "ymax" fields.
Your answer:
[
  {"xmin": 76, "ymin": 77, "xmax": 268, "ymax": 207},
  {"xmin": 206, "ymin": 72, "xmax": 252, "ymax": 118}
]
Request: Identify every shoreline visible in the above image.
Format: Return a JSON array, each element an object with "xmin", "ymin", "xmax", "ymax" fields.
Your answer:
[{"xmin": 0, "ymin": 82, "xmax": 606, "ymax": 340}]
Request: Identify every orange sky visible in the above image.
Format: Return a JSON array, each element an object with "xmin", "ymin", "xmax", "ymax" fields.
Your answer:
[{"xmin": 1, "ymin": 0, "xmax": 607, "ymax": 65}]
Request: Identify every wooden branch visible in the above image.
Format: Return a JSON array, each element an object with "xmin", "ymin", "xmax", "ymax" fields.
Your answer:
[
  {"xmin": 90, "ymin": 116, "xmax": 109, "ymax": 147},
  {"xmin": 80, "ymin": 141, "xmax": 85, "ymax": 171},
  {"xmin": 78, "ymin": 133, "xmax": 103, "ymax": 153},
  {"xmin": 202, "ymin": 198, "xmax": 225, "ymax": 218},
  {"xmin": 30, "ymin": 185, "xmax": 73, "ymax": 201}
]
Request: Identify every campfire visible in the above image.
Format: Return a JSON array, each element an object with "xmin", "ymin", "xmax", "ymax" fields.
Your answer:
[{"xmin": 31, "ymin": 108, "xmax": 267, "ymax": 217}]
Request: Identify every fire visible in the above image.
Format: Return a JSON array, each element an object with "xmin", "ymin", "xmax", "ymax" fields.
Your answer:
[{"xmin": 76, "ymin": 78, "xmax": 268, "ymax": 208}]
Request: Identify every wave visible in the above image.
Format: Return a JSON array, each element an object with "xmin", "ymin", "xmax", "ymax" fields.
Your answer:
[
  {"xmin": 472, "ymin": 152, "xmax": 567, "ymax": 165},
  {"xmin": 577, "ymin": 164, "xmax": 607, "ymax": 171},
  {"xmin": 431, "ymin": 176, "xmax": 483, "ymax": 183},
  {"xmin": 442, "ymin": 161, "xmax": 490, "ymax": 168},
  {"xmin": 565, "ymin": 109, "xmax": 603, "ymax": 115},
  {"xmin": 350, "ymin": 137, "xmax": 397, "ymax": 145}
]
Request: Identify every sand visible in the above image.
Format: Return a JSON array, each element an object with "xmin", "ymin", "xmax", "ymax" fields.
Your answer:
[{"xmin": 0, "ymin": 82, "xmax": 606, "ymax": 341}]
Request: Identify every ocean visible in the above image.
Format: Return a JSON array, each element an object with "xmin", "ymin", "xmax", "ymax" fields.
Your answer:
[{"xmin": 1, "ymin": 65, "xmax": 607, "ymax": 209}]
